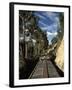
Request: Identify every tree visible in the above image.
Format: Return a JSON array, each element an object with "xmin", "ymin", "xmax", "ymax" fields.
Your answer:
[
  {"xmin": 19, "ymin": 10, "xmax": 49, "ymax": 59},
  {"xmin": 57, "ymin": 13, "xmax": 64, "ymax": 41}
]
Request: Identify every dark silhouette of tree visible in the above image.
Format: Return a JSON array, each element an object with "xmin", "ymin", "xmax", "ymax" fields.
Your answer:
[
  {"xmin": 19, "ymin": 10, "xmax": 49, "ymax": 59},
  {"xmin": 57, "ymin": 13, "xmax": 64, "ymax": 41}
]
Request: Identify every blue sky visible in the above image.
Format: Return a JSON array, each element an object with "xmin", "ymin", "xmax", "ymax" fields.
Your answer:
[{"xmin": 33, "ymin": 11, "xmax": 61, "ymax": 44}]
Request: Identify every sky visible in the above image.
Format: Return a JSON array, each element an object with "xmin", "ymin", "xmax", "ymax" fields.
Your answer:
[{"xmin": 33, "ymin": 11, "xmax": 61, "ymax": 44}]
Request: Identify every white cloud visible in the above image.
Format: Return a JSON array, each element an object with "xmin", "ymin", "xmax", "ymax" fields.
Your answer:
[
  {"xmin": 38, "ymin": 20, "xmax": 47, "ymax": 26},
  {"xmin": 37, "ymin": 12, "xmax": 60, "ymax": 32},
  {"xmin": 44, "ymin": 12, "xmax": 60, "ymax": 25},
  {"xmin": 42, "ymin": 12, "xmax": 57, "ymax": 22},
  {"xmin": 40, "ymin": 27, "xmax": 48, "ymax": 30},
  {"xmin": 46, "ymin": 31, "xmax": 57, "ymax": 44},
  {"xmin": 45, "ymin": 12, "xmax": 56, "ymax": 20},
  {"xmin": 40, "ymin": 22, "xmax": 58, "ymax": 32},
  {"xmin": 34, "ymin": 13, "xmax": 46, "ymax": 19},
  {"xmin": 47, "ymin": 31, "xmax": 57, "ymax": 36},
  {"xmin": 38, "ymin": 17, "xmax": 59, "ymax": 32}
]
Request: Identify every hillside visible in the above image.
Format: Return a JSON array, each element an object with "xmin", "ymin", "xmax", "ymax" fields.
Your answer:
[{"xmin": 55, "ymin": 38, "xmax": 64, "ymax": 72}]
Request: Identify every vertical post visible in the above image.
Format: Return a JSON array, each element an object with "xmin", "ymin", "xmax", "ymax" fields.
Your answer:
[
  {"xmin": 22, "ymin": 18, "xmax": 25, "ymax": 59},
  {"xmin": 25, "ymin": 42, "xmax": 27, "ymax": 59}
]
